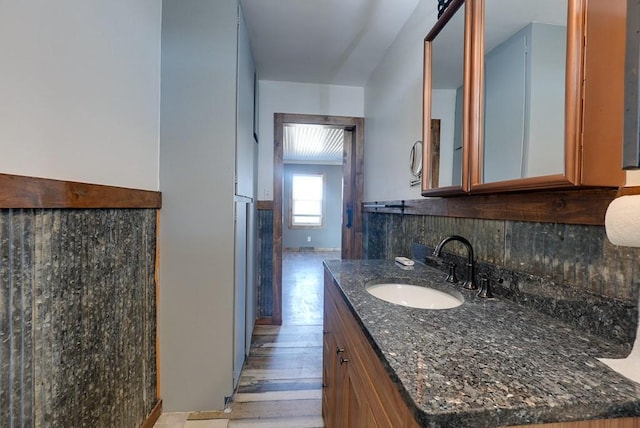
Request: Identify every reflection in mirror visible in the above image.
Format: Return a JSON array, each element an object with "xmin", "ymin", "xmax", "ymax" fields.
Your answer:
[
  {"xmin": 482, "ymin": 0, "xmax": 568, "ymax": 183},
  {"xmin": 426, "ymin": 1, "xmax": 465, "ymax": 189}
]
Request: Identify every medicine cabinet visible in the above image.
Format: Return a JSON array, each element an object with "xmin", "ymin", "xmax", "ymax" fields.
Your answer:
[{"xmin": 422, "ymin": 0, "xmax": 626, "ymax": 196}]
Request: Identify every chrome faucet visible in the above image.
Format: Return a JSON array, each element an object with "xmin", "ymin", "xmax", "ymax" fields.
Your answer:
[{"xmin": 431, "ymin": 235, "xmax": 477, "ymax": 290}]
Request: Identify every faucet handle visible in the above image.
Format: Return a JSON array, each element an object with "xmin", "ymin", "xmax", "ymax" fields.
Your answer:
[
  {"xmin": 445, "ymin": 262, "xmax": 458, "ymax": 283},
  {"xmin": 477, "ymin": 274, "xmax": 494, "ymax": 298}
]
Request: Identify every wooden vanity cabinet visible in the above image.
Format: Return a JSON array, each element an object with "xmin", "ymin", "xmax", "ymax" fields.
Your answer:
[
  {"xmin": 323, "ymin": 271, "xmax": 419, "ymax": 428},
  {"xmin": 322, "ymin": 269, "xmax": 640, "ymax": 428}
]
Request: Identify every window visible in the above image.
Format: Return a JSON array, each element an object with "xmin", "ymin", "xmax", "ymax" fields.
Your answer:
[{"xmin": 290, "ymin": 173, "xmax": 325, "ymax": 228}]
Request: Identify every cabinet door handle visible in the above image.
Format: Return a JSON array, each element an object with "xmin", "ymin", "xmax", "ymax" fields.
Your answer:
[
  {"xmin": 336, "ymin": 346, "xmax": 345, "ymax": 355},
  {"xmin": 339, "ymin": 357, "xmax": 349, "ymax": 365}
]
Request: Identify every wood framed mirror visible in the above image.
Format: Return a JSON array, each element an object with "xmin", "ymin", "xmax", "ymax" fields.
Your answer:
[
  {"xmin": 470, "ymin": 0, "xmax": 625, "ymax": 192},
  {"xmin": 422, "ymin": 0, "xmax": 474, "ymax": 196}
]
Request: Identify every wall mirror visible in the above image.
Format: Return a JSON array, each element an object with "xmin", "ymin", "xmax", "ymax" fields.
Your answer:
[
  {"xmin": 473, "ymin": 0, "xmax": 573, "ymax": 190},
  {"xmin": 422, "ymin": 0, "xmax": 470, "ymax": 195}
]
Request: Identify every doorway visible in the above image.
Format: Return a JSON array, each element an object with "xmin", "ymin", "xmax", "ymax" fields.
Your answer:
[{"xmin": 272, "ymin": 113, "xmax": 364, "ymax": 325}]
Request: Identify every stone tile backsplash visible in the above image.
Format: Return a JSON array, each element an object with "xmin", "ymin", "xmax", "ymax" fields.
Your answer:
[
  {"xmin": 364, "ymin": 212, "xmax": 640, "ymax": 304},
  {"xmin": 363, "ymin": 212, "xmax": 640, "ymax": 346}
]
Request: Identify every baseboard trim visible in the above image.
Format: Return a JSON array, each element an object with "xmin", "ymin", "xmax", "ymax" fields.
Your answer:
[{"xmin": 141, "ymin": 399, "xmax": 162, "ymax": 428}]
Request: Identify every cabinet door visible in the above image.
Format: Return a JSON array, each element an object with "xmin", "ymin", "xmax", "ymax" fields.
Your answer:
[
  {"xmin": 323, "ymin": 283, "xmax": 352, "ymax": 428},
  {"xmin": 470, "ymin": 0, "xmax": 625, "ymax": 192},
  {"xmin": 323, "ymin": 276, "xmax": 419, "ymax": 428},
  {"xmin": 423, "ymin": 0, "xmax": 625, "ymax": 195},
  {"xmin": 347, "ymin": 374, "xmax": 381, "ymax": 428},
  {"xmin": 322, "ymin": 329, "xmax": 336, "ymax": 426}
]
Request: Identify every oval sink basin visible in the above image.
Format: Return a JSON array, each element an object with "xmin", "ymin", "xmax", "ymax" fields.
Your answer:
[{"xmin": 366, "ymin": 283, "xmax": 463, "ymax": 309}]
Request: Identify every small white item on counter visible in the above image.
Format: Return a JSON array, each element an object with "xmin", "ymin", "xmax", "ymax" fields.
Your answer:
[
  {"xmin": 394, "ymin": 256, "xmax": 414, "ymax": 266},
  {"xmin": 605, "ymin": 195, "xmax": 640, "ymax": 247}
]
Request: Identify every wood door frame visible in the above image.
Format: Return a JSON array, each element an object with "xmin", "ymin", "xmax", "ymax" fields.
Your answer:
[{"xmin": 272, "ymin": 113, "xmax": 364, "ymax": 325}]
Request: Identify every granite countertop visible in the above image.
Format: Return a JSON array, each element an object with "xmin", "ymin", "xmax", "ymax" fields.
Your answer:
[{"xmin": 323, "ymin": 259, "xmax": 640, "ymax": 427}]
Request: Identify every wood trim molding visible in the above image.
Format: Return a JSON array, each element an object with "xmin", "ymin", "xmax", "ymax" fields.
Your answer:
[
  {"xmin": 0, "ymin": 174, "xmax": 161, "ymax": 209},
  {"xmin": 363, "ymin": 188, "xmax": 618, "ymax": 226},
  {"xmin": 617, "ymin": 186, "xmax": 640, "ymax": 197},
  {"xmin": 141, "ymin": 400, "xmax": 162, "ymax": 428},
  {"xmin": 272, "ymin": 113, "xmax": 365, "ymax": 326},
  {"xmin": 255, "ymin": 316, "xmax": 273, "ymax": 325},
  {"xmin": 273, "ymin": 113, "xmax": 284, "ymax": 325},
  {"xmin": 257, "ymin": 200, "xmax": 273, "ymax": 210}
]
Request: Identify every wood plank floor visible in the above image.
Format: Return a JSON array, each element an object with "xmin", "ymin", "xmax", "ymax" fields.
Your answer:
[
  {"xmin": 227, "ymin": 323, "xmax": 324, "ymax": 427},
  {"xmin": 155, "ymin": 250, "xmax": 338, "ymax": 428}
]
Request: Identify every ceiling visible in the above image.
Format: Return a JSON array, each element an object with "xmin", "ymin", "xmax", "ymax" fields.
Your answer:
[
  {"xmin": 239, "ymin": 0, "xmax": 421, "ymax": 86},
  {"xmin": 240, "ymin": 0, "xmax": 421, "ymax": 162},
  {"xmin": 283, "ymin": 124, "xmax": 344, "ymax": 164}
]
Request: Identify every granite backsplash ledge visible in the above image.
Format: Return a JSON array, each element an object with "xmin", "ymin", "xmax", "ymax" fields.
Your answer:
[{"xmin": 364, "ymin": 212, "xmax": 640, "ymax": 348}]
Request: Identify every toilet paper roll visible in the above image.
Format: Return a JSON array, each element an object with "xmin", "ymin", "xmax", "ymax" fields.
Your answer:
[{"xmin": 605, "ymin": 195, "xmax": 640, "ymax": 247}]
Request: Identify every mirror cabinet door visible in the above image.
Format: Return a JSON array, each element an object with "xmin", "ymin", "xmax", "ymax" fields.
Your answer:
[
  {"xmin": 422, "ymin": 0, "xmax": 470, "ymax": 195},
  {"xmin": 473, "ymin": 0, "xmax": 573, "ymax": 191}
]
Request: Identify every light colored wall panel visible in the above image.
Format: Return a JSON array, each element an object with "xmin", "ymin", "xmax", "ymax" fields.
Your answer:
[
  {"xmin": 0, "ymin": 1, "xmax": 161, "ymax": 190},
  {"xmin": 159, "ymin": 0, "xmax": 238, "ymax": 411},
  {"xmin": 364, "ymin": 0, "xmax": 439, "ymax": 201}
]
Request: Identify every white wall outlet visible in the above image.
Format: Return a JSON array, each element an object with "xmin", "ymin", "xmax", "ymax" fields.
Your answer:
[{"xmin": 307, "ymin": 236, "xmax": 312, "ymax": 242}]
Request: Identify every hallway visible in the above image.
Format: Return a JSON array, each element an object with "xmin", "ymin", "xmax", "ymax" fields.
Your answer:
[{"xmin": 154, "ymin": 250, "xmax": 339, "ymax": 428}]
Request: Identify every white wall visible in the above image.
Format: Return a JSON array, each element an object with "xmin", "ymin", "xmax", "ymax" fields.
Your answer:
[
  {"xmin": 0, "ymin": 1, "xmax": 161, "ymax": 190},
  {"xmin": 364, "ymin": 0, "xmax": 438, "ymax": 201},
  {"xmin": 257, "ymin": 81, "xmax": 364, "ymax": 200}
]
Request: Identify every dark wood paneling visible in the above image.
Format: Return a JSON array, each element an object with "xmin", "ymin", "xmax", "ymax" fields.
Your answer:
[
  {"xmin": 363, "ymin": 189, "xmax": 618, "ymax": 226},
  {"xmin": 353, "ymin": 117, "xmax": 365, "ymax": 259},
  {"xmin": 0, "ymin": 173, "xmax": 161, "ymax": 209}
]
